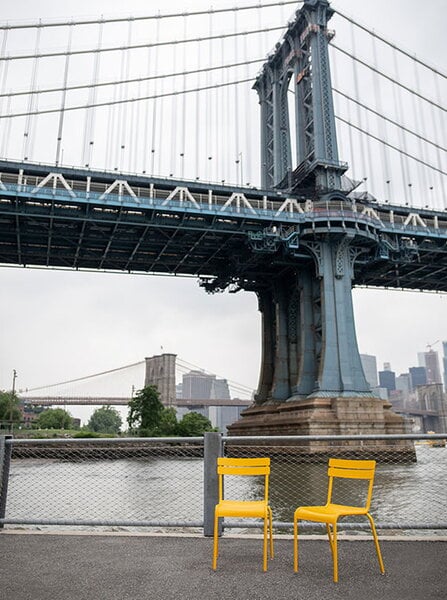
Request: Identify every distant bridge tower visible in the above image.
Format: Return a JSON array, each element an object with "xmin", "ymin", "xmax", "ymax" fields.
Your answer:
[
  {"xmin": 229, "ymin": 0, "xmax": 410, "ymax": 448},
  {"xmin": 144, "ymin": 354, "xmax": 177, "ymax": 406}
]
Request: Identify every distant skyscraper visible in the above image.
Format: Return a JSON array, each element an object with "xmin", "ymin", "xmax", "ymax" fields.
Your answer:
[
  {"xmin": 396, "ymin": 373, "xmax": 411, "ymax": 397},
  {"xmin": 360, "ymin": 354, "xmax": 378, "ymax": 388},
  {"xmin": 182, "ymin": 370, "xmax": 230, "ymax": 400},
  {"xmin": 409, "ymin": 366, "xmax": 427, "ymax": 390},
  {"xmin": 379, "ymin": 363, "xmax": 396, "ymax": 393},
  {"xmin": 423, "ymin": 350, "xmax": 442, "ymax": 384}
]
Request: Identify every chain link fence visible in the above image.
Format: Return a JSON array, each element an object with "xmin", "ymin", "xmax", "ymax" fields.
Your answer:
[{"xmin": 1, "ymin": 434, "xmax": 446, "ymax": 533}]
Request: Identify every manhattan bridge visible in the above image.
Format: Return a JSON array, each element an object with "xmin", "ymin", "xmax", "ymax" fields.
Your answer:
[{"xmin": 0, "ymin": 0, "xmax": 446, "ymax": 436}]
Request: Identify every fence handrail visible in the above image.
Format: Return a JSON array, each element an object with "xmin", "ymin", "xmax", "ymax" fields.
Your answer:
[
  {"xmin": 4, "ymin": 436, "xmax": 205, "ymax": 446},
  {"xmin": 3, "ymin": 433, "xmax": 447, "ymax": 446}
]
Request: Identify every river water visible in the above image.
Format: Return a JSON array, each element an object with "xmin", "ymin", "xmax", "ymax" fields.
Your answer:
[{"xmin": 5, "ymin": 445, "xmax": 447, "ymax": 530}]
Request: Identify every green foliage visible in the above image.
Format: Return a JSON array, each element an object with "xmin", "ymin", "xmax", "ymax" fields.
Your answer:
[
  {"xmin": 37, "ymin": 408, "xmax": 73, "ymax": 430},
  {"xmin": 127, "ymin": 385, "xmax": 165, "ymax": 434},
  {"xmin": 127, "ymin": 386, "xmax": 216, "ymax": 437},
  {"xmin": 0, "ymin": 390, "xmax": 21, "ymax": 426},
  {"xmin": 73, "ymin": 431, "xmax": 109, "ymax": 438},
  {"xmin": 177, "ymin": 411, "xmax": 214, "ymax": 436},
  {"xmin": 158, "ymin": 407, "xmax": 179, "ymax": 436},
  {"xmin": 87, "ymin": 406, "xmax": 122, "ymax": 434}
]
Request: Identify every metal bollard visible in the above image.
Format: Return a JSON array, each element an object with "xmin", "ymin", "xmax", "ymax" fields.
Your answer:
[
  {"xmin": 0, "ymin": 435, "xmax": 13, "ymax": 529},
  {"xmin": 203, "ymin": 431, "xmax": 223, "ymax": 537}
]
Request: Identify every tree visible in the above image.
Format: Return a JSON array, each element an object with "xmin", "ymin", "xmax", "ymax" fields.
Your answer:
[
  {"xmin": 0, "ymin": 390, "xmax": 21, "ymax": 427},
  {"xmin": 37, "ymin": 408, "xmax": 73, "ymax": 430},
  {"xmin": 157, "ymin": 407, "xmax": 178, "ymax": 436},
  {"xmin": 87, "ymin": 406, "xmax": 122, "ymax": 434},
  {"xmin": 127, "ymin": 385, "xmax": 165, "ymax": 434},
  {"xmin": 177, "ymin": 411, "xmax": 214, "ymax": 436}
]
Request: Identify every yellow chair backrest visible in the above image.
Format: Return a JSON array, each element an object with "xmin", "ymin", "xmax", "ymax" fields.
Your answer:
[
  {"xmin": 217, "ymin": 457, "xmax": 270, "ymax": 503},
  {"xmin": 326, "ymin": 458, "xmax": 376, "ymax": 510}
]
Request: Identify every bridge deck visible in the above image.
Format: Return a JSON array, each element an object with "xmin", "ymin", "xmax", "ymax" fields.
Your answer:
[{"xmin": 1, "ymin": 159, "xmax": 447, "ymax": 292}]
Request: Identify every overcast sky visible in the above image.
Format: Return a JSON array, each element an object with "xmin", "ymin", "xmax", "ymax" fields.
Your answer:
[{"xmin": 0, "ymin": 0, "xmax": 445, "ymax": 424}]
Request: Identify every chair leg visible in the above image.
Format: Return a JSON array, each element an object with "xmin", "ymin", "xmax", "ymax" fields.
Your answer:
[
  {"xmin": 263, "ymin": 515, "xmax": 268, "ymax": 572},
  {"xmin": 293, "ymin": 517, "xmax": 299, "ymax": 572},
  {"xmin": 327, "ymin": 523, "xmax": 338, "ymax": 582},
  {"xmin": 367, "ymin": 513, "xmax": 385, "ymax": 574},
  {"xmin": 268, "ymin": 507, "xmax": 274, "ymax": 559},
  {"xmin": 212, "ymin": 512, "xmax": 219, "ymax": 570}
]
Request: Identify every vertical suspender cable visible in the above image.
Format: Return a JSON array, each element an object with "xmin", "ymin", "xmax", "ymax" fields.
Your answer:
[
  {"xmin": 169, "ymin": 42, "xmax": 178, "ymax": 176},
  {"xmin": 349, "ymin": 22, "xmax": 367, "ymax": 186},
  {"xmin": 82, "ymin": 20, "xmax": 103, "ymax": 167},
  {"xmin": 233, "ymin": 9, "xmax": 240, "ymax": 185},
  {"xmin": 372, "ymin": 34, "xmax": 390, "ymax": 200},
  {"xmin": 222, "ymin": 35, "xmax": 229, "ymax": 182},
  {"xmin": 120, "ymin": 20, "xmax": 133, "ymax": 171},
  {"xmin": 433, "ymin": 73, "xmax": 447, "ymax": 208},
  {"xmin": 392, "ymin": 48, "xmax": 411, "ymax": 205},
  {"xmin": 180, "ymin": 14, "xmax": 187, "ymax": 179},
  {"xmin": 411, "ymin": 60, "xmax": 428, "ymax": 201},
  {"xmin": 244, "ymin": 32, "xmax": 251, "ymax": 185},
  {"xmin": 55, "ymin": 24, "xmax": 73, "ymax": 166},
  {"xmin": 0, "ymin": 30, "xmax": 9, "ymax": 156},
  {"xmin": 22, "ymin": 25, "xmax": 41, "ymax": 162},
  {"xmin": 195, "ymin": 40, "xmax": 200, "ymax": 179},
  {"xmin": 206, "ymin": 9, "xmax": 213, "ymax": 181},
  {"xmin": 150, "ymin": 15, "xmax": 161, "ymax": 175}
]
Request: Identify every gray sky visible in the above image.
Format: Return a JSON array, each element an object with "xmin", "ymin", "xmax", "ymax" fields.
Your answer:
[{"xmin": 0, "ymin": 0, "xmax": 446, "ymax": 424}]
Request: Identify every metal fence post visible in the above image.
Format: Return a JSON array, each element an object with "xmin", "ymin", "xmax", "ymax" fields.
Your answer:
[
  {"xmin": 203, "ymin": 431, "xmax": 222, "ymax": 537},
  {"xmin": 0, "ymin": 435, "xmax": 13, "ymax": 528}
]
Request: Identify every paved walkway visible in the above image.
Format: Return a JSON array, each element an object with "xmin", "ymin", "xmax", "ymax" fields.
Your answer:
[{"xmin": 1, "ymin": 531, "xmax": 446, "ymax": 600}]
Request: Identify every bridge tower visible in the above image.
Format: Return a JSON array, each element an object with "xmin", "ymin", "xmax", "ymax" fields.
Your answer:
[
  {"xmin": 144, "ymin": 354, "xmax": 177, "ymax": 406},
  {"xmin": 228, "ymin": 0, "xmax": 410, "ymax": 446}
]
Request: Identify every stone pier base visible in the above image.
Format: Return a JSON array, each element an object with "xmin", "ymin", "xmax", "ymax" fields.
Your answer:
[{"xmin": 227, "ymin": 396, "xmax": 416, "ymax": 462}]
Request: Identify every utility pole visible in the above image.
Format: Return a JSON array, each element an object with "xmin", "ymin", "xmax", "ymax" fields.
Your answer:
[{"xmin": 9, "ymin": 370, "xmax": 17, "ymax": 433}]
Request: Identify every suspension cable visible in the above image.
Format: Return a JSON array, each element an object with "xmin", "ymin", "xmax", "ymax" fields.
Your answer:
[
  {"xmin": 22, "ymin": 361, "xmax": 146, "ymax": 393},
  {"xmin": 0, "ymin": 24, "xmax": 286, "ymax": 62},
  {"xmin": 334, "ymin": 9, "xmax": 447, "ymax": 80},
  {"xmin": 333, "ymin": 89, "xmax": 447, "ymax": 154},
  {"xmin": 0, "ymin": 1, "xmax": 302, "ymax": 31},
  {"xmin": 335, "ymin": 115, "xmax": 447, "ymax": 177},
  {"xmin": 0, "ymin": 77, "xmax": 254, "ymax": 120},
  {"xmin": 332, "ymin": 44, "xmax": 446, "ymax": 113}
]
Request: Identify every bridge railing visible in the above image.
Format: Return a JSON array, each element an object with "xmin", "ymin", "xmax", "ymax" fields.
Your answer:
[{"xmin": 1, "ymin": 433, "xmax": 446, "ymax": 534}]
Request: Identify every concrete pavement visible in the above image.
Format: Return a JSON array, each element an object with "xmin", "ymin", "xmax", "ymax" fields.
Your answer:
[{"xmin": 1, "ymin": 531, "xmax": 446, "ymax": 600}]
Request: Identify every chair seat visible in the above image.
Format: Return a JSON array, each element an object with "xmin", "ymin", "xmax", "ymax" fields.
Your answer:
[
  {"xmin": 295, "ymin": 503, "xmax": 368, "ymax": 523},
  {"xmin": 216, "ymin": 499, "xmax": 269, "ymax": 518}
]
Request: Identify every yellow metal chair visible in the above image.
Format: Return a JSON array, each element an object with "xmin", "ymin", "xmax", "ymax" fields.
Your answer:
[
  {"xmin": 293, "ymin": 458, "xmax": 385, "ymax": 582},
  {"xmin": 213, "ymin": 457, "xmax": 274, "ymax": 571}
]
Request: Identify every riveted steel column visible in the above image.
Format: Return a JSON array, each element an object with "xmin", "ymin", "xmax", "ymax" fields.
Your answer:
[
  {"xmin": 203, "ymin": 432, "xmax": 223, "ymax": 537},
  {"xmin": 310, "ymin": 240, "xmax": 370, "ymax": 395},
  {"xmin": 255, "ymin": 289, "xmax": 276, "ymax": 404},
  {"xmin": 271, "ymin": 280, "xmax": 291, "ymax": 401},
  {"xmin": 292, "ymin": 270, "xmax": 319, "ymax": 397}
]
